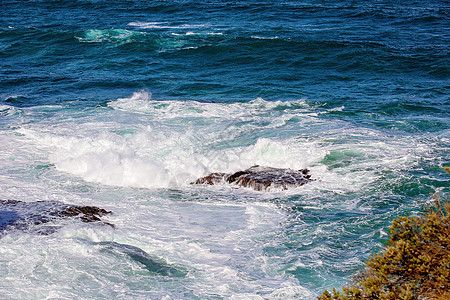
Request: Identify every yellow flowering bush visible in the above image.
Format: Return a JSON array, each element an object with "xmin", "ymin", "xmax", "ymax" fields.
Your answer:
[{"xmin": 319, "ymin": 194, "xmax": 450, "ymax": 300}]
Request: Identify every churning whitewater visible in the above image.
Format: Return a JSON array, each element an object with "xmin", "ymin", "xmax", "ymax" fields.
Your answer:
[{"xmin": 1, "ymin": 90, "xmax": 447, "ymax": 298}]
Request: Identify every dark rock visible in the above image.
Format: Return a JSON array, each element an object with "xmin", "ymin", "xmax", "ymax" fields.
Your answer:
[
  {"xmin": 193, "ymin": 165, "xmax": 313, "ymax": 191},
  {"xmin": 193, "ymin": 172, "xmax": 227, "ymax": 185},
  {"xmin": 0, "ymin": 200, "xmax": 113, "ymax": 235},
  {"xmin": 57, "ymin": 205, "xmax": 112, "ymax": 224}
]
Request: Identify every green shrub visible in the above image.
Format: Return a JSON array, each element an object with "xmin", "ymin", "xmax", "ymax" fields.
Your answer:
[{"xmin": 319, "ymin": 194, "xmax": 450, "ymax": 300}]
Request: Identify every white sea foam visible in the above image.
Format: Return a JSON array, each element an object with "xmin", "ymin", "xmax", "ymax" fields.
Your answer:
[
  {"xmin": 9, "ymin": 90, "xmax": 433, "ymax": 194},
  {"xmin": 0, "ymin": 104, "xmax": 13, "ymax": 110},
  {"xmin": 17, "ymin": 127, "xmax": 170, "ymax": 189},
  {"xmin": 251, "ymin": 35, "xmax": 279, "ymax": 40},
  {"xmin": 128, "ymin": 22, "xmax": 207, "ymax": 29},
  {"xmin": 171, "ymin": 31, "xmax": 223, "ymax": 36},
  {"xmin": 110, "ymin": 91, "xmax": 311, "ymax": 119},
  {"xmin": 109, "ymin": 92, "xmax": 417, "ymax": 194},
  {"xmin": 0, "ymin": 89, "xmax": 445, "ymax": 299},
  {"xmin": 0, "ymin": 104, "xmax": 14, "ymax": 115},
  {"xmin": 76, "ymin": 29, "xmax": 145, "ymax": 43}
]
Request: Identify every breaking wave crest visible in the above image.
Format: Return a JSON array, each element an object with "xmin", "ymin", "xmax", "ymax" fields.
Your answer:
[{"xmin": 11, "ymin": 91, "xmax": 435, "ymax": 194}]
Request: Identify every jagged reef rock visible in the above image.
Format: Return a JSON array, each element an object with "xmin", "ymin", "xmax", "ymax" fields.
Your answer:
[
  {"xmin": 193, "ymin": 165, "xmax": 313, "ymax": 191},
  {"xmin": 0, "ymin": 200, "xmax": 113, "ymax": 235}
]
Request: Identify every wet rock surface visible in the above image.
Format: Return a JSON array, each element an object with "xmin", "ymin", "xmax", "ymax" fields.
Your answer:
[
  {"xmin": 57, "ymin": 205, "xmax": 112, "ymax": 224},
  {"xmin": 193, "ymin": 165, "xmax": 313, "ymax": 191},
  {"xmin": 0, "ymin": 200, "xmax": 113, "ymax": 235}
]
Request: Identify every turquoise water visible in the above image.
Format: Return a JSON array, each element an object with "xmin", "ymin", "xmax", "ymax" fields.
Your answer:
[{"xmin": 1, "ymin": 1, "xmax": 449, "ymax": 299}]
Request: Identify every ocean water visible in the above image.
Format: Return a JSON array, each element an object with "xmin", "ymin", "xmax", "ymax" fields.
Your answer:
[{"xmin": 0, "ymin": 0, "xmax": 449, "ymax": 299}]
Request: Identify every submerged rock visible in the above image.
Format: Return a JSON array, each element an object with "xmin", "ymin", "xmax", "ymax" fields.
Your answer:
[
  {"xmin": 0, "ymin": 200, "xmax": 113, "ymax": 235},
  {"xmin": 97, "ymin": 241, "xmax": 187, "ymax": 277},
  {"xmin": 193, "ymin": 165, "xmax": 313, "ymax": 191}
]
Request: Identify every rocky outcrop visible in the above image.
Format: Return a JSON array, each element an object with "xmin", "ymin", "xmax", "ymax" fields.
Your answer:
[
  {"xmin": 193, "ymin": 165, "xmax": 313, "ymax": 191},
  {"xmin": 56, "ymin": 205, "xmax": 112, "ymax": 224},
  {"xmin": 0, "ymin": 200, "xmax": 113, "ymax": 235}
]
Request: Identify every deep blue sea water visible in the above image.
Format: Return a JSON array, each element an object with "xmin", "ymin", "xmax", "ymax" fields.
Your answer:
[{"xmin": 1, "ymin": 1, "xmax": 449, "ymax": 299}]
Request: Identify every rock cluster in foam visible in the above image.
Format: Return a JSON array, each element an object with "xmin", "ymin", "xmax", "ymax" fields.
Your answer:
[
  {"xmin": 193, "ymin": 165, "xmax": 313, "ymax": 191},
  {"xmin": 0, "ymin": 200, "xmax": 113, "ymax": 235}
]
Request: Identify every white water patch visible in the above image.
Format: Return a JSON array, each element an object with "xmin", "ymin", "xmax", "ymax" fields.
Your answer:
[
  {"xmin": 171, "ymin": 31, "xmax": 223, "ymax": 36},
  {"xmin": 194, "ymin": 137, "xmax": 323, "ymax": 174},
  {"xmin": 0, "ymin": 189, "xmax": 312, "ymax": 299},
  {"xmin": 76, "ymin": 29, "xmax": 145, "ymax": 43},
  {"xmin": 8, "ymin": 90, "xmax": 436, "ymax": 194},
  {"xmin": 0, "ymin": 129, "xmax": 101, "ymax": 204},
  {"xmin": 128, "ymin": 22, "xmax": 207, "ymax": 29},
  {"xmin": 16, "ymin": 127, "xmax": 170, "ymax": 189},
  {"xmin": 0, "ymin": 104, "xmax": 13, "ymax": 112},
  {"xmin": 55, "ymin": 147, "xmax": 168, "ymax": 189},
  {"xmin": 108, "ymin": 91, "xmax": 433, "ymax": 193},
  {"xmin": 0, "ymin": 104, "xmax": 18, "ymax": 119},
  {"xmin": 107, "ymin": 194, "xmax": 312, "ymax": 298},
  {"xmin": 0, "ymin": 91, "xmax": 445, "ymax": 299},
  {"xmin": 124, "ymin": 23, "xmax": 222, "ymax": 51},
  {"xmin": 110, "ymin": 90, "xmax": 312, "ymax": 120},
  {"xmin": 251, "ymin": 35, "xmax": 280, "ymax": 40}
]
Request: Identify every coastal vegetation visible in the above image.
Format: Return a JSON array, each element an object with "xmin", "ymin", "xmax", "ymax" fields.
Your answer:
[{"xmin": 319, "ymin": 183, "xmax": 450, "ymax": 299}]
